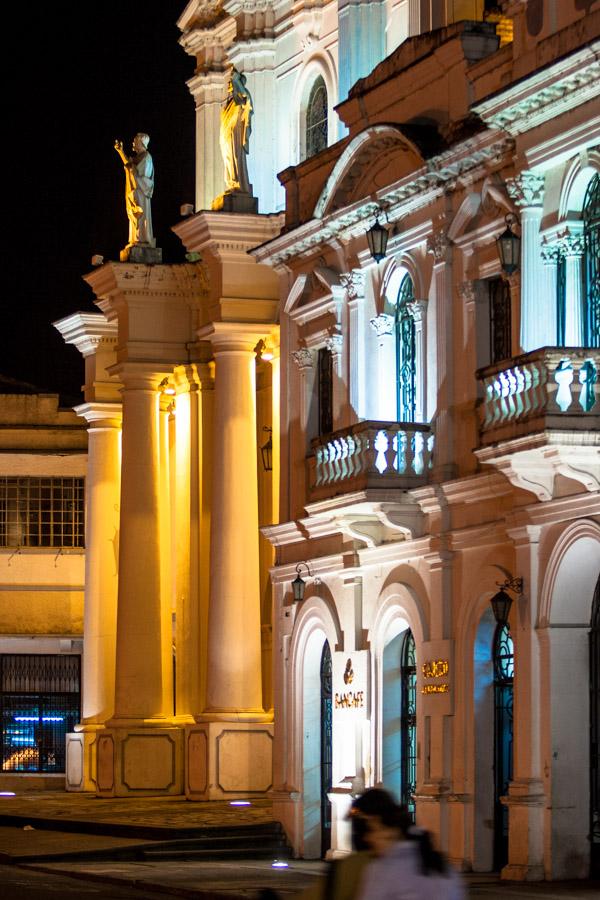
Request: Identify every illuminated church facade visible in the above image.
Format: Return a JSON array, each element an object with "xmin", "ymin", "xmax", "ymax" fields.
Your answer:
[{"xmin": 51, "ymin": 0, "xmax": 599, "ymax": 884}]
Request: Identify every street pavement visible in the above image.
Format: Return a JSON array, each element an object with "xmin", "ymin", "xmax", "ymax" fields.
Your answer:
[{"xmin": 0, "ymin": 792, "xmax": 599, "ymax": 898}]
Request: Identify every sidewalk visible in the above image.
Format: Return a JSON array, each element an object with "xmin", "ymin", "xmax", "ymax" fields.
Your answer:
[{"xmin": 0, "ymin": 793, "xmax": 598, "ymax": 898}]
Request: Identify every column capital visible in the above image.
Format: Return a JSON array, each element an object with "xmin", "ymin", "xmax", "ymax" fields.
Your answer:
[
  {"xmin": 426, "ymin": 229, "xmax": 451, "ymax": 261},
  {"xmin": 109, "ymin": 362, "xmax": 172, "ymax": 392},
  {"xmin": 369, "ymin": 313, "xmax": 394, "ymax": 338},
  {"xmin": 292, "ymin": 347, "xmax": 314, "ymax": 369},
  {"xmin": 325, "ymin": 332, "xmax": 343, "ymax": 357},
  {"xmin": 458, "ymin": 281, "xmax": 476, "ymax": 306},
  {"xmin": 407, "ymin": 298, "xmax": 428, "ymax": 323},
  {"xmin": 556, "ymin": 225, "xmax": 585, "ymax": 257},
  {"xmin": 197, "ymin": 321, "xmax": 275, "ymax": 353},
  {"xmin": 340, "ymin": 270, "xmax": 365, "ymax": 301},
  {"xmin": 506, "ymin": 172, "xmax": 545, "ymax": 207},
  {"xmin": 74, "ymin": 401, "xmax": 122, "ymax": 429}
]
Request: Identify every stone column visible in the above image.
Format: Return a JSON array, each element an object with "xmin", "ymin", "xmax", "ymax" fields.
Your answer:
[
  {"xmin": 68, "ymin": 403, "xmax": 121, "ymax": 791},
  {"xmin": 96, "ymin": 365, "xmax": 183, "ymax": 798},
  {"xmin": 506, "ymin": 173, "xmax": 547, "ymax": 352},
  {"xmin": 427, "ymin": 228, "xmax": 455, "ymax": 479},
  {"xmin": 559, "ymin": 228, "xmax": 586, "ymax": 346},
  {"xmin": 540, "ymin": 244, "xmax": 559, "ymax": 344},
  {"xmin": 407, "ymin": 299, "xmax": 428, "ymax": 423},
  {"xmin": 185, "ymin": 323, "xmax": 273, "ymax": 800},
  {"xmin": 186, "ymin": 70, "xmax": 227, "ymax": 211},
  {"xmin": 341, "ymin": 271, "xmax": 366, "ymax": 422},
  {"xmin": 502, "ymin": 524, "xmax": 545, "ymax": 881}
]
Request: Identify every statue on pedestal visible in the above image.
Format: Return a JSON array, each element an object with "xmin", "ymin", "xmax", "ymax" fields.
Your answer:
[
  {"xmin": 114, "ymin": 133, "xmax": 161, "ymax": 263},
  {"xmin": 212, "ymin": 69, "xmax": 258, "ymax": 213}
]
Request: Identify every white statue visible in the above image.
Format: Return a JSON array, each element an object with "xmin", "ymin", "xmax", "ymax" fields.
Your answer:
[
  {"xmin": 219, "ymin": 69, "xmax": 253, "ymax": 195},
  {"xmin": 114, "ymin": 133, "xmax": 155, "ymax": 247}
]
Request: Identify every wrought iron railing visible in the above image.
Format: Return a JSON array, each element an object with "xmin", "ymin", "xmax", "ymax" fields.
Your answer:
[
  {"xmin": 477, "ymin": 347, "xmax": 599, "ymax": 444},
  {"xmin": 309, "ymin": 420, "xmax": 433, "ymax": 498}
]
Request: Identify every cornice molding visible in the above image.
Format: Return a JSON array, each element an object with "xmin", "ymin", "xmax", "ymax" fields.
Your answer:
[{"xmin": 472, "ymin": 42, "xmax": 600, "ymax": 136}]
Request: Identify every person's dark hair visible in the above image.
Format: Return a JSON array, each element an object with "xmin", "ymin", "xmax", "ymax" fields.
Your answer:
[{"xmin": 350, "ymin": 788, "xmax": 447, "ymax": 876}]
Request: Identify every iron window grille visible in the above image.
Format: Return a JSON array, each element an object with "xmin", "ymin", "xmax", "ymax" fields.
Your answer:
[
  {"xmin": 318, "ymin": 347, "xmax": 333, "ymax": 436},
  {"xmin": 1, "ymin": 654, "xmax": 81, "ymax": 773},
  {"xmin": 0, "ymin": 477, "xmax": 84, "ymax": 548},
  {"xmin": 489, "ymin": 276, "xmax": 512, "ymax": 363},
  {"xmin": 320, "ymin": 641, "xmax": 333, "ymax": 857},
  {"xmin": 493, "ymin": 623, "xmax": 514, "ymax": 871}
]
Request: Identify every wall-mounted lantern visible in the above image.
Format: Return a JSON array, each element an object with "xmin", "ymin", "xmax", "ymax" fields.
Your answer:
[
  {"xmin": 366, "ymin": 211, "xmax": 389, "ymax": 263},
  {"xmin": 490, "ymin": 575, "xmax": 523, "ymax": 626},
  {"xmin": 291, "ymin": 562, "xmax": 312, "ymax": 603},
  {"xmin": 260, "ymin": 426, "xmax": 273, "ymax": 472},
  {"xmin": 496, "ymin": 213, "xmax": 521, "ymax": 276}
]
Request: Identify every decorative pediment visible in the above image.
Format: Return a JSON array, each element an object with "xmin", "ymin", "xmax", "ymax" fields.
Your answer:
[{"xmin": 314, "ymin": 125, "xmax": 427, "ymax": 219}]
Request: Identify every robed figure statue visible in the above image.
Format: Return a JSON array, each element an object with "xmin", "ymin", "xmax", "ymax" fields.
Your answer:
[
  {"xmin": 218, "ymin": 69, "xmax": 255, "ymax": 201},
  {"xmin": 114, "ymin": 133, "xmax": 155, "ymax": 249}
]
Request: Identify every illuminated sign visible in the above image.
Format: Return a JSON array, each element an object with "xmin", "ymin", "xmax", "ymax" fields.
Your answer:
[
  {"xmin": 335, "ymin": 691, "xmax": 365, "ymax": 709},
  {"xmin": 421, "ymin": 658, "xmax": 450, "ymax": 695}
]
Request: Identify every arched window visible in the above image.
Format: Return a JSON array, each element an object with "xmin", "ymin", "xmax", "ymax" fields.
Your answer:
[
  {"xmin": 583, "ymin": 173, "xmax": 600, "ymax": 348},
  {"xmin": 400, "ymin": 629, "xmax": 417, "ymax": 818},
  {"xmin": 320, "ymin": 641, "xmax": 332, "ymax": 857},
  {"xmin": 591, "ymin": 576, "xmax": 600, "ymax": 877},
  {"xmin": 493, "ymin": 622, "xmax": 514, "ymax": 870},
  {"xmin": 306, "ymin": 76, "xmax": 328, "ymax": 160},
  {"xmin": 395, "ymin": 275, "xmax": 416, "ymax": 422}
]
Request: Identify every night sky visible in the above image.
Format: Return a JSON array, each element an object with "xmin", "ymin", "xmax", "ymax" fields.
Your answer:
[{"xmin": 7, "ymin": 2, "xmax": 195, "ymax": 402}]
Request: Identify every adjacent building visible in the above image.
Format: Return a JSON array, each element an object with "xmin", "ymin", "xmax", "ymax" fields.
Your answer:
[{"xmin": 0, "ymin": 378, "xmax": 87, "ymax": 790}]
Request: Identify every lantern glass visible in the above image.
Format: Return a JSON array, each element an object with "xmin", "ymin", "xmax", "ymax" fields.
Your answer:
[
  {"xmin": 490, "ymin": 588, "xmax": 513, "ymax": 626},
  {"xmin": 496, "ymin": 223, "xmax": 521, "ymax": 275},
  {"xmin": 292, "ymin": 573, "xmax": 306, "ymax": 603},
  {"xmin": 366, "ymin": 219, "xmax": 389, "ymax": 263}
]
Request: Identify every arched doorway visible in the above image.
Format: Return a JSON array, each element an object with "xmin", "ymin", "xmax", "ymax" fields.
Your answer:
[
  {"xmin": 382, "ymin": 626, "xmax": 416, "ymax": 815},
  {"xmin": 320, "ymin": 641, "xmax": 332, "ymax": 857},
  {"xmin": 493, "ymin": 622, "xmax": 514, "ymax": 871},
  {"xmin": 395, "ymin": 274, "xmax": 416, "ymax": 422},
  {"xmin": 591, "ymin": 576, "xmax": 600, "ymax": 877}
]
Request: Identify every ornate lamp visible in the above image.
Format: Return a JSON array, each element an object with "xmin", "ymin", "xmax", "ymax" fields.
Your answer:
[
  {"xmin": 496, "ymin": 213, "xmax": 521, "ymax": 275},
  {"xmin": 260, "ymin": 426, "xmax": 273, "ymax": 472},
  {"xmin": 366, "ymin": 213, "xmax": 389, "ymax": 263},
  {"xmin": 292, "ymin": 562, "xmax": 312, "ymax": 603},
  {"xmin": 490, "ymin": 576, "xmax": 523, "ymax": 625}
]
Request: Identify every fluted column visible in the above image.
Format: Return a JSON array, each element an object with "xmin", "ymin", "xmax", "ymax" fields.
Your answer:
[
  {"xmin": 75, "ymin": 403, "xmax": 122, "ymax": 726},
  {"xmin": 203, "ymin": 324, "xmax": 267, "ymax": 717},
  {"xmin": 506, "ymin": 173, "xmax": 547, "ymax": 352},
  {"xmin": 559, "ymin": 228, "xmax": 586, "ymax": 346},
  {"xmin": 111, "ymin": 366, "xmax": 172, "ymax": 723}
]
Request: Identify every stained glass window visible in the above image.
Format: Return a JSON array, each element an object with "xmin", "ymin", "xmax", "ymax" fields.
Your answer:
[
  {"xmin": 493, "ymin": 623, "xmax": 514, "ymax": 869},
  {"xmin": 583, "ymin": 173, "xmax": 600, "ymax": 348},
  {"xmin": 396, "ymin": 275, "xmax": 416, "ymax": 422},
  {"xmin": 400, "ymin": 630, "xmax": 417, "ymax": 819},
  {"xmin": 320, "ymin": 641, "xmax": 332, "ymax": 857},
  {"xmin": 306, "ymin": 77, "xmax": 328, "ymax": 160}
]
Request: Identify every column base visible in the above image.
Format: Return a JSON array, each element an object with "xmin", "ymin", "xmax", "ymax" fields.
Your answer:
[
  {"xmin": 185, "ymin": 720, "xmax": 273, "ymax": 800},
  {"xmin": 501, "ymin": 864, "xmax": 545, "ymax": 881},
  {"xmin": 96, "ymin": 726, "xmax": 183, "ymax": 797},
  {"xmin": 66, "ymin": 730, "xmax": 99, "ymax": 792}
]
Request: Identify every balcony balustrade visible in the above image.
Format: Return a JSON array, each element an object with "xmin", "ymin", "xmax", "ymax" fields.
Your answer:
[
  {"xmin": 308, "ymin": 420, "xmax": 433, "ymax": 501},
  {"xmin": 477, "ymin": 347, "xmax": 599, "ymax": 445}
]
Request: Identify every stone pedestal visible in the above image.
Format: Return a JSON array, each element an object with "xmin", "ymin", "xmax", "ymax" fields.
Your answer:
[
  {"xmin": 185, "ymin": 721, "xmax": 273, "ymax": 800},
  {"xmin": 65, "ymin": 731, "xmax": 98, "ymax": 793},
  {"xmin": 96, "ymin": 727, "xmax": 183, "ymax": 797},
  {"xmin": 120, "ymin": 244, "xmax": 162, "ymax": 264},
  {"xmin": 211, "ymin": 190, "xmax": 258, "ymax": 214}
]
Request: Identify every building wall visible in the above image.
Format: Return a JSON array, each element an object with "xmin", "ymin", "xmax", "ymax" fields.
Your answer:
[{"xmin": 257, "ymin": 0, "xmax": 600, "ymax": 880}]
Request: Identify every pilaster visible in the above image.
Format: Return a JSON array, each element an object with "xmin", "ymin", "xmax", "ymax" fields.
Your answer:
[{"xmin": 427, "ymin": 228, "xmax": 455, "ymax": 479}]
